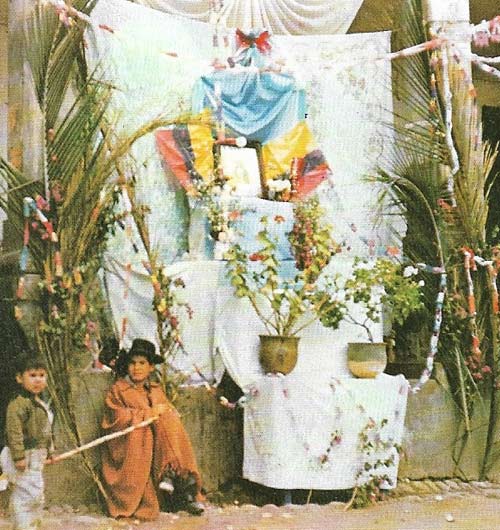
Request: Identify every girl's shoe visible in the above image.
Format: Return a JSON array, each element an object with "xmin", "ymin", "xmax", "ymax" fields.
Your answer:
[
  {"xmin": 159, "ymin": 478, "xmax": 174, "ymax": 493},
  {"xmin": 184, "ymin": 501, "xmax": 204, "ymax": 516}
]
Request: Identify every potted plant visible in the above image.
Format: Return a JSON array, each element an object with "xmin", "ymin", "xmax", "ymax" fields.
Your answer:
[
  {"xmin": 224, "ymin": 198, "xmax": 346, "ymax": 374},
  {"xmin": 333, "ymin": 258, "xmax": 425, "ymax": 378}
]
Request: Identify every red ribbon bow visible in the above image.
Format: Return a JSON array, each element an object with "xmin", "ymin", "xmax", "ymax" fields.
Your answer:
[{"xmin": 235, "ymin": 29, "xmax": 272, "ymax": 54}]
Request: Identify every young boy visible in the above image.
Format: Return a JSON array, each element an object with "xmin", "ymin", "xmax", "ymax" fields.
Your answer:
[{"xmin": 0, "ymin": 355, "xmax": 53, "ymax": 530}]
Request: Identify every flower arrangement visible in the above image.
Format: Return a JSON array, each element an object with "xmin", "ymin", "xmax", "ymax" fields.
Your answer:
[
  {"xmin": 187, "ymin": 173, "xmax": 242, "ymax": 256},
  {"xmin": 224, "ymin": 198, "xmax": 346, "ymax": 337}
]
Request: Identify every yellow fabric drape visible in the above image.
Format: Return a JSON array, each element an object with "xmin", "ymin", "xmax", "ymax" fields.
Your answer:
[
  {"xmin": 187, "ymin": 123, "xmax": 214, "ymax": 181},
  {"xmin": 262, "ymin": 121, "xmax": 315, "ymax": 181}
]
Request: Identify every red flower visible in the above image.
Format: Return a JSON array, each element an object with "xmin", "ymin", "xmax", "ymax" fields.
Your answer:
[{"xmin": 249, "ymin": 253, "xmax": 264, "ymax": 261}]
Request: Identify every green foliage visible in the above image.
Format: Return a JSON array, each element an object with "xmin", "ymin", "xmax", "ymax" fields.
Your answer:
[
  {"xmin": 0, "ymin": 1, "xmax": 174, "ymax": 493},
  {"xmin": 344, "ymin": 258, "xmax": 424, "ymax": 331}
]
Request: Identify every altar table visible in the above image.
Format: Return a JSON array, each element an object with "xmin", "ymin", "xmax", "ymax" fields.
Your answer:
[{"xmin": 242, "ymin": 372, "xmax": 408, "ymax": 490}]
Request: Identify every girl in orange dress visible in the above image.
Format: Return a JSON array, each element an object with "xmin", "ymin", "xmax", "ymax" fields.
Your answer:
[{"xmin": 101, "ymin": 338, "xmax": 204, "ymax": 521}]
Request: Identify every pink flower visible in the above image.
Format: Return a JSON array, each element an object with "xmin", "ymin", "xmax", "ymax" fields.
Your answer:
[
  {"xmin": 228, "ymin": 210, "xmax": 242, "ymax": 221},
  {"xmin": 473, "ymin": 30, "xmax": 490, "ymax": 47}
]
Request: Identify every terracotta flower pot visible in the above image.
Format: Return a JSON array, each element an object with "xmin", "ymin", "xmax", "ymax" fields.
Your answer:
[
  {"xmin": 347, "ymin": 342, "xmax": 387, "ymax": 378},
  {"xmin": 259, "ymin": 335, "xmax": 300, "ymax": 375}
]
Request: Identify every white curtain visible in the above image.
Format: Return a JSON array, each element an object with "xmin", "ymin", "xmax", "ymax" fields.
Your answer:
[{"xmin": 132, "ymin": 0, "xmax": 365, "ymax": 35}]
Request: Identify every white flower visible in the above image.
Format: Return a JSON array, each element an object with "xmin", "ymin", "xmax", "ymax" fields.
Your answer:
[
  {"xmin": 403, "ymin": 265, "xmax": 419, "ymax": 277},
  {"xmin": 267, "ymin": 179, "xmax": 291, "ymax": 192},
  {"xmin": 226, "ymin": 228, "xmax": 237, "ymax": 243},
  {"xmin": 418, "ymin": 280, "xmax": 425, "ymax": 287}
]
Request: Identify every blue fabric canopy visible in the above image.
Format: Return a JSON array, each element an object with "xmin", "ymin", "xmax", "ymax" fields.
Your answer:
[{"xmin": 192, "ymin": 70, "xmax": 306, "ymax": 144}]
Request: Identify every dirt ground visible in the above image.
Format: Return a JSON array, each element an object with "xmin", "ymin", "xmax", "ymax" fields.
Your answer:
[{"xmin": 1, "ymin": 492, "xmax": 499, "ymax": 530}]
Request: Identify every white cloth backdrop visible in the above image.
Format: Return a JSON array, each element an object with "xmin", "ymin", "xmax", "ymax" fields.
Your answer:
[
  {"xmin": 132, "ymin": 0, "xmax": 364, "ymax": 35},
  {"xmin": 103, "ymin": 257, "xmax": 227, "ymax": 383},
  {"xmin": 90, "ymin": 1, "xmax": 396, "ymax": 265}
]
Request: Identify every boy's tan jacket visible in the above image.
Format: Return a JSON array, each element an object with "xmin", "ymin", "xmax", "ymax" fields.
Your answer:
[{"xmin": 5, "ymin": 390, "xmax": 52, "ymax": 462}]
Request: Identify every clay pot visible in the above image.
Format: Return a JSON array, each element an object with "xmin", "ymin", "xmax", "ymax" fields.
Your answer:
[
  {"xmin": 259, "ymin": 335, "xmax": 300, "ymax": 375},
  {"xmin": 347, "ymin": 342, "xmax": 387, "ymax": 378}
]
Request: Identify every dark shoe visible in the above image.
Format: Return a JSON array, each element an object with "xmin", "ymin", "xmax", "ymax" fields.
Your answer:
[{"xmin": 184, "ymin": 501, "xmax": 204, "ymax": 516}]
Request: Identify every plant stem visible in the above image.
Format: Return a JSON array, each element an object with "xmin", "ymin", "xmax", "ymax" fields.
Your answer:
[
  {"xmin": 344, "ymin": 487, "xmax": 358, "ymax": 511},
  {"xmin": 480, "ymin": 272, "xmax": 499, "ymax": 479},
  {"xmin": 455, "ymin": 347, "xmax": 471, "ymax": 433}
]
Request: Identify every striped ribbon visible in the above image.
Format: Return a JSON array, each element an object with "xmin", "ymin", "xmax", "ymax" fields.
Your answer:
[{"xmin": 411, "ymin": 264, "xmax": 448, "ymax": 393}]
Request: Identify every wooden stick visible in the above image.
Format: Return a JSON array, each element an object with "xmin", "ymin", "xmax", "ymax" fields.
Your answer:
[{"xmin": 48, "ymin": 416, "xmax": 158, "ymax": 464}]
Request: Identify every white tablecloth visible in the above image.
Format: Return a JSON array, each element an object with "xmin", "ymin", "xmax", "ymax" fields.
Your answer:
[{"xmin": 242, "ymin": 373, "xmax": 408, "ymax": 490}]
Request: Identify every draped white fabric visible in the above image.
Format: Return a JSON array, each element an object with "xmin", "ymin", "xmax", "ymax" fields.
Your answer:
[
  {"xmin": 243, "ymin": 374, "xmax": 408, "ymax": 489},
  {"xmin": 103, "ymin": 258, "xmax": 227, "ymax": 383},
  {"xmin": 132, "ymin": 0, "xmax": 364, "ymax": 35}
]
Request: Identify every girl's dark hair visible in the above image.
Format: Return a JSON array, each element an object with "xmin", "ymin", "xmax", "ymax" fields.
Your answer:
[
  {"xmin": 99, "ymin": 337, "xmax": 127, "ymax": 378},
  {"xmin": 15, "ymin": 354, "xmax": 47, "ymax": 375}
]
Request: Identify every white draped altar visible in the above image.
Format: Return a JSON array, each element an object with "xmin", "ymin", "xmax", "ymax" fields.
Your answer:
[{"xmin": 94, "ymin": 0, "xmax": 408, "ymax": 490}]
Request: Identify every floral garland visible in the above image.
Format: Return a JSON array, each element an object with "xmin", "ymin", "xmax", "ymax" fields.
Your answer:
[
  {"xmin": 457, "ymin": 249, "xmax": 499, "ymax": 384},
  {"xmin": 117, "ymin": 185, "xmax": 191, "ymax": 369},
  {"xmin": 345, "ymin": 418, "xmax": 400, "ymax": 509}
]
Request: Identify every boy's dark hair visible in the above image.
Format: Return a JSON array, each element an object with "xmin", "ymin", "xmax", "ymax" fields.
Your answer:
[{"xmin": 15, "ymin": 354, "xmax": 47, "ymax": 376}]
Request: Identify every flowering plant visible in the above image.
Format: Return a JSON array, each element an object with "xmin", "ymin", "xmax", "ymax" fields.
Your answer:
[
  {"xmin": 225, "ymin": 198, "xmax": 346, "ymax": 336},
  {"xmin": 328, "ymin": 258, "xmax": 425, "ymax": 343}
]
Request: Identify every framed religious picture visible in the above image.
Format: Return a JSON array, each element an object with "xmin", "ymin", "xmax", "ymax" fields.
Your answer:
[{"xmin": 216, "ymin": 140, "xmax": 266, "ymax": 197}]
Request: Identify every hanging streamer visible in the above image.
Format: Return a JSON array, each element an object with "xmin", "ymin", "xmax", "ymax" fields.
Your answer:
[{"xmin": 411, "ymin": 264, "xmax": 448, "ymax": 394}]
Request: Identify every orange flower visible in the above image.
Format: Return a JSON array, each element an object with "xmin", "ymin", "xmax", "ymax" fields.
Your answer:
[
  {"xmin": 228, "ymin": 210, "xmax": 241, "ymax": 221},
  {"xmin": 386, "ymin": 246, "xmax": 400, "ymax": 257}
]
